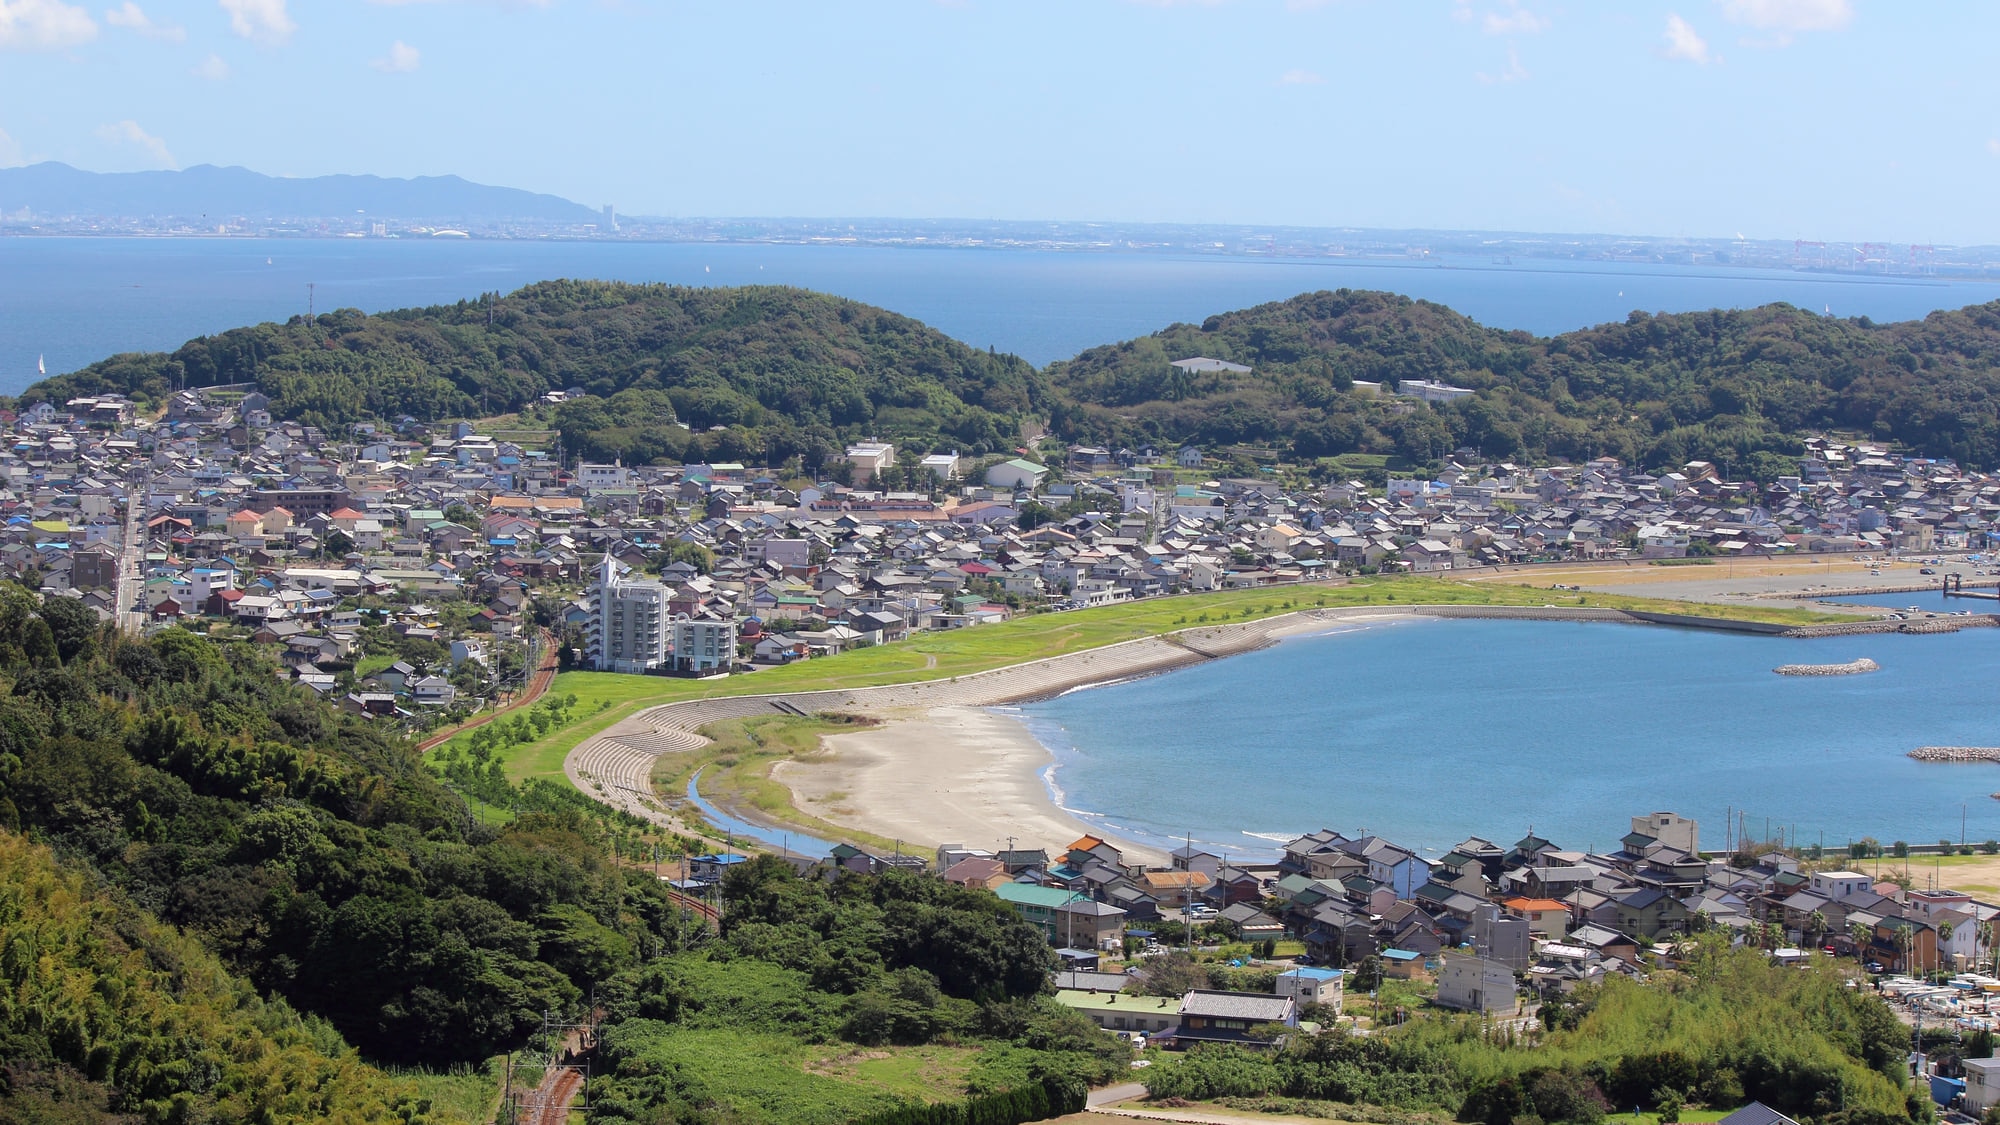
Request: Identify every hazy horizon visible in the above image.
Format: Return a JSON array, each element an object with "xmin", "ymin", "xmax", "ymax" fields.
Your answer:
[{"xmin": 5, "ymin": 2, "xmax": 1998, "ymax": 245}]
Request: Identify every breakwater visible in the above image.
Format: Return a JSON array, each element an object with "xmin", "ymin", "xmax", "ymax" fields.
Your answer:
[
  {"xmin": 1909, "ymin": 747, "xmax": 2000, "ymax": 763},
  {"xmin": 1775, "ymin": 658, "xmax": 1879, "ymax": 676}
]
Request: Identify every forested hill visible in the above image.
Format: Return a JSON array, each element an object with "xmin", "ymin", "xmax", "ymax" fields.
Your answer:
[
  {"xmin": 29, "ymin": 280, "xmax": 1044, "ymax": 468},
  {"xmin": 27, "ymin": 281, "xmax": 2000, "ymax": 472},
  {"xmin": 1048, "ymin": 289, "xmax": 2000, "ymax": 473}
]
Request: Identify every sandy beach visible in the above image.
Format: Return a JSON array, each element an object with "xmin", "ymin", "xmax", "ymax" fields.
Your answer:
[
  {"xmin": 775, "ymin": 704, "xmax": 1170, "ymax": 865},
  {"xmin": 766, "ymin": 612, "xmax": 1411, "ymax": 863}
]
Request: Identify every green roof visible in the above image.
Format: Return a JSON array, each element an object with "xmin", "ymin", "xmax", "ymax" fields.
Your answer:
[
  {"xmin": 995, "ymin": 883, "xmax": 1084, "ymax": 909},
  {"xmin": 999, "ymin": 459, "xmax": 1047, "ymax": 473},
  {"xmin": 1055, "ymin": 990, "xmax": 1180, "ymax": 1016}
]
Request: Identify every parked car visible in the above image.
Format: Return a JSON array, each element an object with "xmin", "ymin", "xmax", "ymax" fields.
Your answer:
[
  {"xmin": 1921, "ymin": 568, "xmax": 1937, "ymax": 575},
  {"xmin": 1185, "ymin": 904, "xmax": 1218, "ymax": 920}
]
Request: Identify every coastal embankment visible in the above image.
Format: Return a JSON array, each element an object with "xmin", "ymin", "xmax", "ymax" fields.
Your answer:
[
  {"xmin": 1910, "ymin": 747, "xmax": 2000, "ymax": 763},
  {"xmin": 1774, "ymin": 658, "xmax": 1879, "ymax": 676},
  {"xmin": 564, "ymin": 600, "xmax": 1997, "ymax": 857}
]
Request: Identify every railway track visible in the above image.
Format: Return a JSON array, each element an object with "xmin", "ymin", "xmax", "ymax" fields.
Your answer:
[{"xmin": 416, "ymin": 628, "xmax": 558, "ymax": 753}]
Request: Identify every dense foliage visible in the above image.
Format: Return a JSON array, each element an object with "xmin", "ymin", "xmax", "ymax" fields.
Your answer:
[
  {"xmin": 1052, "ymin": 289, "xmax": 2000, "ymax": 472},
  {"xmin": 1143, "ymin": 942, "xmax": 1920, "ymax": 1125},
  {"xmin": 31, "ymin": 280, "xmax": 1042, "ymax": 466},
  {"xmin": 36, "ymin": 280, "xmax": 2000, "ymax": 475},
  {"xmin": 584, "ymin": 856, "xmax": 1124, "ymax": 1124},
  {"xmin": 0, "ymin": 830, "xmax": 441, "ymax": 1125},
  {"xmin": 0, "ymin": 587, "xmax": 696, "ymax": 1067}
]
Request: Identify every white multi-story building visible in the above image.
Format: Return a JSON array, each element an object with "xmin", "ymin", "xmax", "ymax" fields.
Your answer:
[
  {"xmin": 845, "ymin": 441, "xmax": 895, "ymax": 484},
  {"xmin": 669, "ymin": 617, "xmax": 737, "ymax": 675},
  {"xmin": 589, "ymin": 557, "xmax": 738, "ymax": 675},
  {"xmin": 592, "ymin": 556, "xmax": 671, "ymax": 673}
]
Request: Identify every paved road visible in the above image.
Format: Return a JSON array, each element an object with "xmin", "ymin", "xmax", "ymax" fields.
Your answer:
[
  {"xmin": 1088, "ymin": 1083, "xmax": 1149, "ymax": 1107},
  {"xmin": 115, "ymin": 476, "xmax": 146, "ymax": 634}
]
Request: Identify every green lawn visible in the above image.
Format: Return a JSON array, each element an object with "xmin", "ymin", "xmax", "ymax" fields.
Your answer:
[{"xmin": 463, "ymin": 576, "xmax": 1849, "ymax": 788}]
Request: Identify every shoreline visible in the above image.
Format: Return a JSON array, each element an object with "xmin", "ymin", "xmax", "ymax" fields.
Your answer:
[{"xmin": 567, "ymin": 600, "xmax": 1997, "ymax": 859}]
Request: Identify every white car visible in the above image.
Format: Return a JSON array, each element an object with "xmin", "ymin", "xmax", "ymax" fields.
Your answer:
[{"xmin": 1184, "ymin": 904, "xmax": 1218, "ymax": 920}]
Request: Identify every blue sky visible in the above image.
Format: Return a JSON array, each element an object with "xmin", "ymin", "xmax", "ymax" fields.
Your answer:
[{"xmin": 2, "ymin": 0, "xmax": 1995, "ymax": 243}]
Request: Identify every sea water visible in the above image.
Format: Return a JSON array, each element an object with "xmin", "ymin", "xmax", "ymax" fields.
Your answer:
[
  {"xmin": 11, "ymin": 237, "xmax": 2000, "ymax": 392},
  {"xmin": 1016, "ymin": 618, "xmax": 2000, "ymax": 858}
]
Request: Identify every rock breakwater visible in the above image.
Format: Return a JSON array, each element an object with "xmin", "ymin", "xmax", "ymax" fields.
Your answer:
[
  {"xmin": 1774, "ymin": 657, "xmax": 1880, "ymax": 676},
  {"xmin": 1910, "ymin": 747, "xmax": 2000, "ymax": 763}
]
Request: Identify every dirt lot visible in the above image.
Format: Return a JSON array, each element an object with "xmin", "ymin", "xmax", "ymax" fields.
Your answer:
[{"xmin": 1467, "ymin": 556, "xmax": 1979, "ymax": 609}]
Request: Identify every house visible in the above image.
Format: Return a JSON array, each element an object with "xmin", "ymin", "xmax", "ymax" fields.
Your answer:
[
  {"xmin": 940, "ymin": 856, "xmax": 1011, "ymax": 890},
  {"xmin": 1053, "ymin": 899, "xmax": 1128, "ymax": 951},
  {"xmin": 994, "ymin": 883, "xmax": 1086, "ymax": 942},
  {"xmin": 411, "ymin": 675, "xmax": 457, "ymax": 708},
  {"xmin": 1172, "ymin": 990, "xmax": 1297, "ymax": 1050},
  {"xmin": 1274, "ymin": 967, "xmax": 1344, "ymax": 1013},
  {"xmin": 985, "ymin": 458, "xmax": 1049, "ymax": 492},
  {"xmin": 1379, "ymin": 948, "xmax": 1427, "ymax": 980},
  {"xmin": 1716, "ymin": 1106, "xmax": 1801, "ymax": 1125},
  {"xmin": 1435, "ymin": 955, "xmax": 1520, "ymax": 1015},
  {"xmin": 1963, "ymin": 1060, "xmax": 2000, "ymax": 1116},
  {"xmin": 1054, "ymin": 990, "xmax": 1182, "ymax": 1037}
]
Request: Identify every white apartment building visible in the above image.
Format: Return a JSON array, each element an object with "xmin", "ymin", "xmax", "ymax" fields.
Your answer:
[{"xmin": 592, "ymin": 557, "xmax": 671, "ymax": 673}]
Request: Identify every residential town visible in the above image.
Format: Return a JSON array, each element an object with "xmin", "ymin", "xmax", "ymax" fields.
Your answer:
[
  {"xmin": 668, "ymin": 811, "xmax": 1998, "ymax": 1072},
  {"xmin": 11, "ymin": 381, "xmax": 2000, "ymax": 723}
]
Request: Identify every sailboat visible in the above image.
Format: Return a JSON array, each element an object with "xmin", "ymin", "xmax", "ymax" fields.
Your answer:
[{"xmin": 37, "ymin": 355, "xmax": 44, "ymax": 377}]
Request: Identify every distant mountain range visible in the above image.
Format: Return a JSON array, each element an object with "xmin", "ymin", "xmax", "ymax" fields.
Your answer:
[{"xmin": 0, "ymin": 162, "xmax": 602, "ymax": 225}]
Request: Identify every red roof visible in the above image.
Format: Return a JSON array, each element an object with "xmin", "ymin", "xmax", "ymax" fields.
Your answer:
[{"xmin": 328, "ymin": 507, "xmax": 367, "ymax": 519}]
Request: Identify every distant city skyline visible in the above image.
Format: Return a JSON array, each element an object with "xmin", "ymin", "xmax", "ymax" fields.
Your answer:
[{"xmin": 4, "ymin": 1, "xmax": 1997, "ymax": 244}]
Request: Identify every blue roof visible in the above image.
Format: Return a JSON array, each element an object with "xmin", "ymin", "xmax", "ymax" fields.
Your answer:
[
  {"xmin": 1381, "ymin": 948, "xmax": 1422, "ymax": 962},
  {"xmin": 1280, "ymin": 966, "xmax": 1344, "ymax": 980}
]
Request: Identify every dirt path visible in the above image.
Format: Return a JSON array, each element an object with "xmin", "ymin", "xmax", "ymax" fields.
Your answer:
[{"xmin": 416, "ymin": 628, "xmax": 558, "ymax": 753}]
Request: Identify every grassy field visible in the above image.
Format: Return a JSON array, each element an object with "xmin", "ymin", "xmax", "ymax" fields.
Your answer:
[
  {"xmin": 801, "ymin": 1044, "xmax": 980, "ymax": 1103},
  {"xmin": 388, "ymin": 1059, "xmax": 506, "ymax": 1125},
  {"xmin": 446, "ymin": 576, "xmax": 1850, "ymax": 789}
]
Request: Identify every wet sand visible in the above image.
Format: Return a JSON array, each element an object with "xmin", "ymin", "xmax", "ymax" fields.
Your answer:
[{"xmin": 774, "ymin": 704, "xmax": 1169, "ymax": 865}]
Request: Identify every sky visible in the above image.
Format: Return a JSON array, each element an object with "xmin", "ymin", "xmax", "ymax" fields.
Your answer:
[{"xmin": 2, "ymin": 0, "xmax": 1997, "ymax": 244}]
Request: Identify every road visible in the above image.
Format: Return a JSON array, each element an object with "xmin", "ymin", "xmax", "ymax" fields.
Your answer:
[
  {"xmin": 415, "ymin": 627, "xmax": 558, "ymax": 753},
  {"xmin": 115, "ymin": 470, "xmax": 147, "ymax": 634}
]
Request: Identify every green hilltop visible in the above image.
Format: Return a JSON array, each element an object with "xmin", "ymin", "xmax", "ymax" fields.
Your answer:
[{"xmin": 27, "ymin": 280, "xmax": 2000, "ymax": 471}]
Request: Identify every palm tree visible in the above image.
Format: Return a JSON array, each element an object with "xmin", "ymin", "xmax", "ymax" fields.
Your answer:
[
  {"xmin": 1981, "ymin": 920, "xmax": 1996, "ymax": 976},
  {"xmin": 1808, "ymin": 910, "xmax": 1829, "ymax": 950},
  {"xmin": 1940, "ymin": 921, "xmax": 1957, "ymax": 970},
  {"xmin": 1850, "ymin": 921, "xmax": 1874, "ymax": 967}
]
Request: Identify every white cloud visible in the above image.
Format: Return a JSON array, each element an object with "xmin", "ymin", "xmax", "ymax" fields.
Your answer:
[
  {"xmin": 0, "ymin": 127, "xmax": 22, "ymax": 167},
  {"xmin": 219, "ymin": 0, "xmax": 290, "ymax": 44},
  {"xmin": 1276, "ymin": 68, "xmax": 1323, "ymax": 86},
  {"xmin": 1474, "ymin": 45, "xmax": 1528, "ymax": 84},
  {"xmin": 1661, "ymin": 13, "xmax": 1712, "ymax": 64},
  {"xmin": 1717, "ymin": 0, "xmax": 1851, "ymax": 33},
  {"xmin": 370, "ymin": 38, "xmax": 419, "ymax": 72},
  {"xmin": 1987, "ymin": 139, "xmax": 2000, "ymax": 158},
  {"xmin": 1483, "ymin": 5, "xmax": 1547, "ymax": 35},
  {"xmin": 191, "ymin": 51, "xmax": 227, "ymax": 78},
  {"xmin": 104, "ymin": 1, "xmax": 181, "ymax": 39},
  {"xmin": 95, "ymin": 119, "xmax": 176, "ymax": 168},
  {"xmin": 0, "ymin": 0, "xmax": 97, "ymax": 50}
]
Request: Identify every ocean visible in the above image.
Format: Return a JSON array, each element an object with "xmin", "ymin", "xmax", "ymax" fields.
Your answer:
[
  {"xmin": 10, "ymin": 236, "xmax": 2000, "ymax": 394},
  {"xmin": 1015, "ymin": 617, "xmax": 2000, "ymax": 859}
]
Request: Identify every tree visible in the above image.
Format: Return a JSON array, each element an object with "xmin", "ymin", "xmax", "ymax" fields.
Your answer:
[
  {"xmin": 1850, "ymin": 921, "xmax": 1874, "ymax": 965},
  {"xmin": 1807, "ymin": 910, "xmax": 1828, "ymax": 949}
]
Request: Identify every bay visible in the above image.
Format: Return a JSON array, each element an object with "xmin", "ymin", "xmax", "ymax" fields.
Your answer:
[
  {"xmin": 10, "ymin": 236, "xmax": 2000, "ymax": 395},
  {"xmin": 1016, "ymin": 618, "xmax": 2000, "ymax": 859}
]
